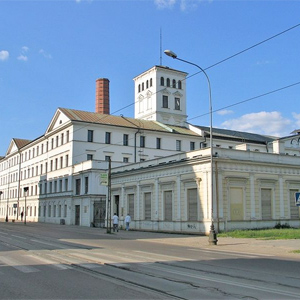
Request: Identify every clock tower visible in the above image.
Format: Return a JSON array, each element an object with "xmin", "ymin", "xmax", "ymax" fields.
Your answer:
[{"xmin": 133, "ymin": 65, "xmax": 188, "ymax": 127}]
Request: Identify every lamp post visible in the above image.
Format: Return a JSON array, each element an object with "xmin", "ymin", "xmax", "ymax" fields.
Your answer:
[
  {"xmin": 164, "ymin": 50, "xmax": 217, "ymax": 245},
  {"xmin": 23, "ymin": 187, "xmax": 29, "ymax": 225}
]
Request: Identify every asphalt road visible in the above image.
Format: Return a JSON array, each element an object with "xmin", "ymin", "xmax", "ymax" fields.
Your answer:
[{"xmin": 1, "ymin": 222, "xmax": 300, "ymax": 300}]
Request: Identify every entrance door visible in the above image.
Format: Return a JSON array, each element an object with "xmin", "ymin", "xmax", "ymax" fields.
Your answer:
[{"xmin": 75, "ymin": 205, "xmax": 80, "ymax": 225}]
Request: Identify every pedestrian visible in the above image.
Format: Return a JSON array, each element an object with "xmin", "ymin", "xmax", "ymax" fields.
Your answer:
[
  {"xmin": 112, "ymin": 213, "xmax": 119, "ymax": 232},
  {"xmin": 20, "ymin": 211, "xmax": 24, "ymax": 221},
  {"xmin": 125, "ymin": 213, "xmax": 131, "ymax": 231}
]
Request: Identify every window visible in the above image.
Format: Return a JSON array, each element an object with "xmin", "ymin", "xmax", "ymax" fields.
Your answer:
[
  {"xmin": 105, "ymin": 156, "xmax": 111, "ymax": 162},
  {"xmin": 162, "ymin": 95, "xmax": 168, "ymax": 108},
  {"xmin": 156, "ymin": 138, "xmax": 161, "ymax": 149},
  {"xmin": 105, "ymin": 132, "xmax": 111, "ymax": 144},
  {"xmin": 60, "ymin": 156, "xmax": 63, "ymax": 168},
  {"xmin": 160, "ymin": 77, "xmax": 164, "ymax": 86},
  {"xmin": 59, "ymin": 180, "xmax": 62, "ymax": 192},
  {"xmin": 176, "ymin": 140, "xmax": 181, "ymax": 151},
  {"xmin": 66, "ymin": 131, "xmax": 69, "ymax": 143},
  {"xmin": 164, "ymin": 191, "xmax": 172, "ymax": 221},
  {"xmin": 166, "ymin": 78, "xmax": 170, "ymax": 87},
  {"xmin": 187, "ymin": 188, "xmax": 197, "ymax": 221},
  {"xmin": 54, "ymin": 181, "xmax": 57, "ymax": 193},
  {"xmin": 142, "ymin": 82, "xmax": 144, "ymax": 91},
  {"xmin": 144, "ymin": 192, "xmax": 151, "ymax": 220},
  {"xmin": 88, "ymin": 130, "xmax": 94, "ymax": 142},
  {"xmin": 123, "ymin": 134, "xmax": 129, "ymax": 146},
  {"xmin": 75, "ymin": 179, "xmax": 81, "ymax": 195},
  {"xmin": 65, "ymin": 155, "xmax": 69, "ymax": 167},
  {"xmin": 55, "ymin": 158, "xmax": 58, "ymax": 170},
  {"xmin": 123, "ymin": 157, "xmax": 129, "ymax": 163},
  {"xmin": 56, "ymin": 136, "xmax": 59, "ymax": 147},
  {"xmin": 61, "ymin": 133, "xmax": 64, "ymax": 145},
  {"xmin": 140, "ymin": 136, "xmax": 145, "ymax": 148},
  {"xmin": 128, "ymin": 194, "xmax": 134, "ymax": 219},
  {"xmin": 150, "ymin": 78, "xmax": 152, "ymax": 87},
  {"xmin": 178, "ymin": 80, "xmax": 182, "ymax": 89},
  {"xmin": 65, "ymin": 178, "xmax": 68, "ymax": 191},
  {"xmin": 138, "ymin": 84, "xmax": 141, "ymax": 93},
  {"xmin": 49, "ymin": 182, "xmax": 53, "ymax": 193},
  {"xmin": 87, "ymin": 154, "xmax": 93, "ymax": 160},
  {"xmin": 190, "ymin": 142, "xmax": 195, "ymax": 151},
  {"xmin": 51, "ymin": 138, "xmax": 54, "ymax": 149},
  {"xmin": 175, "ymin": 98, "xmax": 180, "ymax": 110},
  {"xmin": 84, "ymin": 177, "xmax": 89, "ymax": 194},
  {"xmin": 172, "ymin": 79, "xmax": 176, "ymax": 88},
  {"xmin": 146, "ymin": 80, "xmax": 149, "ymax": 89}
]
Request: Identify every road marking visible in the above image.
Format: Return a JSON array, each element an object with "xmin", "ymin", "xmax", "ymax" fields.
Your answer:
[
  {"xmin": 11, "ymin": 235, "xmax": 27, "ymax": 240},
  {"xmin": 133, "ymin": 250, "xmax": 195, "ymax": 261},
  {"xmin": 189, "ymin": 248, "xmax": 275, "ymax": 257},
  {"xmin": 0, "ymin": 256, "xmax": 39, "ymax": 273},
  {"xmin": 25, "ymin": 254, "xmax": 71, "ymax": 270}
]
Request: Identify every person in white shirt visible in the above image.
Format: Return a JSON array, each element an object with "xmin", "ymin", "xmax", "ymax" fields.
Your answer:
[
  {"xmin": 125, "ymin": 213, "xmax": 131, "ymax": 231},
  {"xmin": 112, "ymin": 213, "xmax": 119, "ymax": 232}
]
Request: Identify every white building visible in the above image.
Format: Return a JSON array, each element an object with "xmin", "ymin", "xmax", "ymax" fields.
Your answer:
[{"xmin": 1, "ymin": 65, "xmax": 299, "ymax": 233}]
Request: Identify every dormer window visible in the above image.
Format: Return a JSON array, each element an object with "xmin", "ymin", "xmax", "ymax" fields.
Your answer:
[{"xmin": 160, "ymin": 77, "xmax": 164, "ymax": 86}]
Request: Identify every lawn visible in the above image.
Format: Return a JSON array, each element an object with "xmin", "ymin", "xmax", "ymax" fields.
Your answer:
[{"xmin": 218, "ymin": 228, "xmax": 300, "ymax": 240}]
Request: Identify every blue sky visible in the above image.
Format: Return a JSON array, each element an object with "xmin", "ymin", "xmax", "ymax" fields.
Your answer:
[{"xmin": 1, "ymin": 0, "xmax": 300, "ymax": 155}]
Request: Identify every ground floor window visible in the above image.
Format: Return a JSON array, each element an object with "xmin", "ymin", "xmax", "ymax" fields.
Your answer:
[
  {"xmin": 187, "ymin": 188, "xmax": 197, "ymax": 221},
  {"xmin": 128, "ymin": 194, "xmax": 134, "ymax": 219},
  {"xmin": 261, "ymin": 188, "xmax": 272, "ymax": 220},
  {"xmin": 144, "ymin": 192, "xmax": 151, "ymax": 220},
  {"xmin": 290, "ymin": 189, "xmax": 299, "ymax": 219},
  {"xmin": 164, "ymin": 191, "xmax": 172, "ymax": 221}
]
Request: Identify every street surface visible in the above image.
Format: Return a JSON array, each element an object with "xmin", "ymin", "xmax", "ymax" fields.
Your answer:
[{"xmin": 0, "ymin": 222, "xmax": 300, "ymax": 299}]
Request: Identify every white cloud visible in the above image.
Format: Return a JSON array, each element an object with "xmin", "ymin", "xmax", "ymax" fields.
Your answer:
[
  {"xmin": 217, "ymin": 109, "xmax": 233, "ymax": 116},
  {"xmin": 154, "ymin": 0, "xmax": 176, "ymax": 9},
  {"xmin": 221, "ymin": 111, "xmax": 291, "ymax": 137},
  {"xmin": 17, "ymin": 46, "xmax": 29, "ymax": 61},
  {"xmin": 155, "ymin": 0, "xmax": 211, "ymax": 11},
  {"xmin": 0, "ymin": 50, "xmax": 9, "ymax": 61},
  {"xmin": 39, "ymin": 49, "xmax": 52, "ymax": 59},
  {"xmin": 292, "ymin": 112, "xmax": 300, "ymax": 128},
  {"xmin": 17, "ymin": 55, "xmax": 28, "ymax": 61}
]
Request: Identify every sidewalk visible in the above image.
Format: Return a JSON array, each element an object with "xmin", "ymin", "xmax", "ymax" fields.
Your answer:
[{"xmin": 1, "ymin": 220, "xmax": 299, "ymax": 259}]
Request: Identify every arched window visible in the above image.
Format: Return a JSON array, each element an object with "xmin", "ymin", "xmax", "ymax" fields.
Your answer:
[
  {"xmin": 146, "ymin": 80, "xmax": 149, "ymax": 89},
  {"xmin": 178, "ymin": 80, "xmax": 182, "ymax": 89},
  {"xmin": 160, "ymin": 77, "xmax": 164, "ymax": 86},
  {"xmin": 150, "ymin": 78, "xmax": 153, "ymax": 87},
  {"xmin": 142, "ymin": 82, "xmax": 144, "ymax": 91},
  {"xmin": 138, "ymin": 84, "xmax": 141, "ymax": 93},
  {"xmin": 172, "ymin": 79, "xmax": 176, "ymax": 88},
  {"xmin": 166, "ymin": 78, "xmax": 170, "ymax": 87}
]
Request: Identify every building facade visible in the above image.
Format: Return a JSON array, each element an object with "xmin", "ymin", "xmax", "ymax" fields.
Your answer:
[{"xmin": 1, "ymin": 65, "xmax": 299, "ymax": 233}]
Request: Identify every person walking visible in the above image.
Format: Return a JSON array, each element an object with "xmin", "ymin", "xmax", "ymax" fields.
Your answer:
[
  {"xmin": 112, "ymin": 213, "xmax": 119, "ymax": 232},
  {"xmin": 20, "ymin": 211, "xmax": 24, "ymax": 221},
  {"xmin": 125, "ymin": 213, "xmax": 131, "ymax": 231}
]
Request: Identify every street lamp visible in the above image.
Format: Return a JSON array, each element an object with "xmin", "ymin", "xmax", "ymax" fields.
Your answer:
[
  {"xmin": 23, "ymin": 187, "xmax": 29, "ymax": 225},
  {"xmin": 164, "ymin": 50, "xmax": 217, "ymax": 245}
]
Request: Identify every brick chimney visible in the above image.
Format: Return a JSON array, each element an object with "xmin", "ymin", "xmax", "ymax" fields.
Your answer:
[{"xmin": 95, "ymin": 78, "xmax": 110, "ymax": 114}]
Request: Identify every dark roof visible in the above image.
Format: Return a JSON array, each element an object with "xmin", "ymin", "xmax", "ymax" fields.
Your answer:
[
  {"xmin": 59, "ymin": 108, "xmax": 199, "ymax": 136},
  {"xmin": 13, "ymin": 138, "xmax": 32, "ymax": 149},
  {"xmin": 195, "ymin": 125, "xmax": 276, "ymax": 144}
]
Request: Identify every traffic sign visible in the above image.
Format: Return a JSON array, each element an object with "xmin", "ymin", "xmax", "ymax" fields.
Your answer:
[
  {"xmin": 100, "ymin": 173, "xmax": 108, "ymax": 186},
  {"xmin": 295, "ymin": 192, "xmax": 300, "ymax": 207}
]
